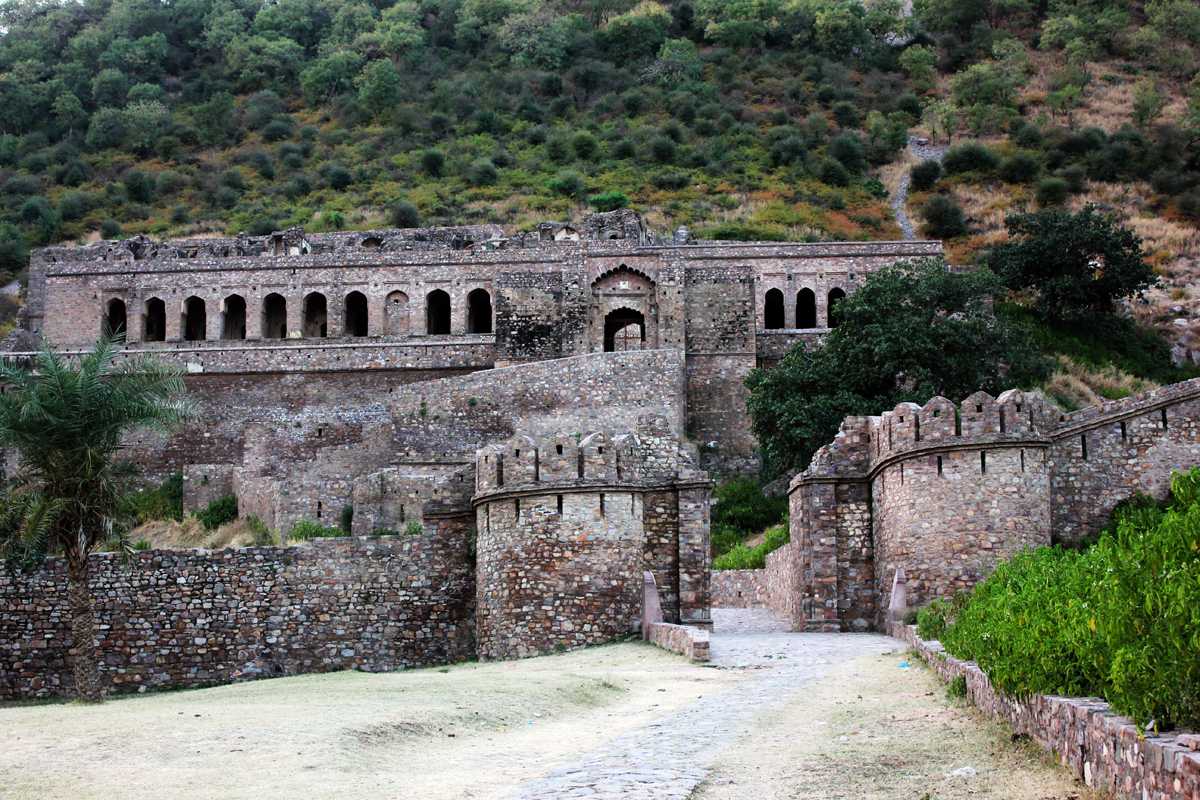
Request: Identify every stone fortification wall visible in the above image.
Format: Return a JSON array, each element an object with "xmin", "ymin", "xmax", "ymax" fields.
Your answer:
[
  {"xmin": 710, "ymin": 542, "xmax": 798, "ymax": 619},
  {"xmin": 473, "ymin": 418, "xmax": 711, "ymax": 660},
  {"xmin": 893, "ymin": 623, "xmax": 1200, "ymax": 800},
  {"xmin": 0, "ymin": 531, "xmax": 475, "ymax": 700},
  {"xmin": 232, "ymin": 350, "xmax": 688, "ymax": 534},
  {"xmin": 783, "ymin": 379, "xmax": 1200, "ymax": 632}
]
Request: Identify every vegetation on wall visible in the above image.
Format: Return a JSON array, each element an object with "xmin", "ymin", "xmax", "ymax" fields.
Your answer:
[
  {"xmin": 923, "ymin": 468, "xmax": 1200, "ymax": 731},
  {"xmin": 746, "ymin": 258, "xmax": 1052, "ymax": 477}
]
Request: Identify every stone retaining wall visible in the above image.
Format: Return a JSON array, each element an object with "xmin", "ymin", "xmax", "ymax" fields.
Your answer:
[
  {"xmin": 644, "ymin": 622, "xmax": 710, "ymax": 662},
  {"xmin": 0, "ymin": 532, "xmax": 475, "ymax": 700},
  {"xmin": 710, "ymin": 569, "xmax": 770, "ymax": 608},
  {"xmin": 891, "ymin": 623, "xmax": 1200, "ymax": 800}
]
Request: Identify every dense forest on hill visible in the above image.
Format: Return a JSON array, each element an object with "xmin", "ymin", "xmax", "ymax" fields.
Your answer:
[{"xmin": 0, "ymin": 0, "xmax": 1194, "ymax": 266}]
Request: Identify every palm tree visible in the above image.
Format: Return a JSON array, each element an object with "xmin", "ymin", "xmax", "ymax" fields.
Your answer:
[{"xmin": 0, "ymin": 335, "xmax": 191, "ymax": 701}]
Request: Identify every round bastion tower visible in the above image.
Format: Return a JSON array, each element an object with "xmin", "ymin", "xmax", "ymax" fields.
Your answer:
[{"xmin": 473, "ymin": 416, "xmax": 712, "ymax": 660}]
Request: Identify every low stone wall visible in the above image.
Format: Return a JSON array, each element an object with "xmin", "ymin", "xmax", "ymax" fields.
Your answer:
[
  {"xmin": 891, "ymin": 623, "xmax": 1200, "ymax": 800},
  {"xmin": 0, "ymin": 532, "xmax": 475, "ymax": 700},
  {"xmin": 645, "ymin": 622, "xmax": 710, "ymax": 662},
  {"xmin": 710, "ymin": 569, "xmax": 770, "ymax": 608}
]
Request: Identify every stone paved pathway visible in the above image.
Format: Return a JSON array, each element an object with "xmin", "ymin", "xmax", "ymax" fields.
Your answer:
[{"xmin": 509, "ymin": 609, "xmax": 899, "ymax": 800}]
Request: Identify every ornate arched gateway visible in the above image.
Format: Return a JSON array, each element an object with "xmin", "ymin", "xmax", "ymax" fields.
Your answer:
[{"xmin": 590, "ymin": 265, "xmax": 658, "ymax": 352}]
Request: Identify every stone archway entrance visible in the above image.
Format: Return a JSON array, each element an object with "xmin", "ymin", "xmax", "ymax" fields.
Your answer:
[{"xmin": 604, "ymin": 308, "xmax": 645, "ymax": 352}]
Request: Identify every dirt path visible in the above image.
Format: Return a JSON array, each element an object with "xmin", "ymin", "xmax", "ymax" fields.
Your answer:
[
  {"xmin": 890, "ymin": 136, "xmax": 949, "ymax": 240},
  {"xmin": 0, "ymin": 611, "xmax": 1098, "ymax": 800},
  {"xmin": 694, "ymin": 650, "xmax": 1103, "ymax": 800}
]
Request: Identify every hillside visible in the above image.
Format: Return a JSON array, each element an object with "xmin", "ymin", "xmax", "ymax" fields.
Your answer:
[{"xmin": 0, "ymin": 0, "xmax": 1197, "ymax": 396}]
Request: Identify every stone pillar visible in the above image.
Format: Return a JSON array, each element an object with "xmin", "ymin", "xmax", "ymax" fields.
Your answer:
[
  {"xmin": 327, "ymin": 292, "xmax": 343, "ymax": 338},
  {"xmin": 791, "ymin": 478, "xmax": 841, "ymax": 631},
  {"xmin": 206, "ymin": 296, "xmax": 222, "ymax": 342},
  {"xmin": 677, "ymin": 485, "xmax": 712, "ymax": 628},
  {"xmin": 165, "ymin": 296, "xmax": 182, "ymax": 342},
  {"xmin": 286, "ymin": 292, "xmax": 302, "ymax": 339},
  {"xmin": 246, "ymin": 294, "xmax": 263, "ymax": 339}
]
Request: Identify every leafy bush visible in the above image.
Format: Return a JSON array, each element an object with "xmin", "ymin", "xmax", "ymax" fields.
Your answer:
[
  {"xmin": 391, "ymin": 200, "xmax": 420, "ymax": 227},
  {"xmin": 940, "ymin": 468, "xmax": 1200, "ymax": 729},
  {"xmin": 1036, "ymin": 176, "xmax": 1069, "ymax": 206},
  {"xmin": 942, "ymin": 141, "xmax": 999, "ymax": 174},
  {"xmin": 421, "ymin": 150, "xmax": 445, "ymax": 176},
  {"xmin": 999, "ymin": 152, "xmax": 1040, "ymax": 183},
  {"xmin": 915, "ymin": 597, "xmax": 955, "ymax": 641},
  {"xmin": 588, "ymin": 190, "xmax": 629, "ymax": 211},
  {"xmin": 467, "ymin": 159, "xmax": 498, "ymax": 186},
  {"xmin": 404, "ymin": 520, "xmax": 423, "ymax": 536},
  {"xmin": 920, "ymin": 195, "xmax": 967, "ymax": 238},
  {"xmin": 910, "ymin": 159, "xmax": 942, "ymax": 191},
  {"xmin": 288, "ymin": 519, "xmax": 345, "ymax": 542},
  {"xmin": 712, "ymin": 478, "xmax": 788, "ymax": 534},
  {"xmin": 711, "ymin": 523, "xmax": 742, "ymax": 558},
  {"xmin": 548, "ymin": 170, "xmax": 586, "ymax": 198},
  {"xmin": 712, "ymin": 524, "xmax": 789, "ymax": 570},
  {"xmin": 245, "ymin": 515, "xmax": 275, "ymax": 546},
  {"xmin": 120, "ymin": 473, "xmax": 183, "ymax": 524},
  {"xmin": 194, "ymin": 495, "xmax": 238, "ymax": 530}
]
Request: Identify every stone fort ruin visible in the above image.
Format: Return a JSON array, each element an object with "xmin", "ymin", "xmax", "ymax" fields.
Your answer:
[{"xmin": 4, "ymin": 210, "xmax": 1200, "ymax": 699}]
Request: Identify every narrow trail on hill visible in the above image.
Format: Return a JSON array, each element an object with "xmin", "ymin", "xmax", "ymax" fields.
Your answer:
[{"xmin": 892, "ymin": 136, "xmax": 949, "ymax": 240}]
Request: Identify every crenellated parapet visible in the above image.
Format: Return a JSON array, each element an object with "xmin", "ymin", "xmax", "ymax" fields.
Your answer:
[{"xmin": 472, "ymin": 414, "xmax": 712, "ymax": 661}]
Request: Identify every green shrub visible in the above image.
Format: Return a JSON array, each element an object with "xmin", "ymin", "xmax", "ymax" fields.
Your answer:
[
  {"xmin": 466, "ymin": 159, "xmax": 498, "ymax": 186},
  {"xmin": 571, "ymin": 130, "xmax": 600, "ymax": 160},
  {"xmin": 245, "ymin": 515, "xmax": 275, "ymax": 546},
  {"xmin": 711, "ymin": 523, "xmax": 742, "ymax": 558},
  {"xmin": 910, "ymin": 159, "xmax": 942, "ymax": 191},
  {"xmin": 940, "ymin": 468, "xmax": 1200, "ymax": 729},
  {"xmin": 404, "ymin": 520, "xmax": 423, "ymax": 536},
  {"xmin": 288, "ymin": 519, "xmax": 345, "ymax": 542},
  {"xmin": 547, "ymin": 170, "xmax": 586, "ymax": 198},
  {"xmin": 370, "ymin": 527, "xmax": 399, "ymax": 537},
  {"xmin": 946, "ymin": 674, "xmax": 967, "ymax": 700},
  {"xmin": 712, "ymin": 478, "xmax": 787, "ymax": 534},
  {"xmin": 818, "ymin": 158, "xmax": 850, "ymax": 186},
  {"xmin": 921, "ymin": 195, "xmax": 967, "ymax": 238},
  {"xmin": 648, "ymin": 135, "xmax": 676, "ymax": 163},
  {"xmin": 915, "ymin": 598, "xmax": 954, "ymax": 641},
  {"xmin": 196, "ymin": 495, "xmax": 238, "ymax": 530},
  {"xmin": 120, "ymin": 473, "xmax": 183, "ymax": 524},
  {"xmin": 588, "ymin": 190, "xmax": 629, "ymax": 211},
  {"xmin": 712, "ymin": 524, "xmax": 789, "ymax": 570},
  {"xmin": 391, "ymin": 199, "xmax": 420, "ymax": 227},
  {"xmin": 999, "ymin": 152, "xmax": 1040, "ymax": 184},
  {"xmin": 942, "ymin": 141, "xmax": 999, "ymax": 174},
  {"xmin": 421, "ymin": 149, "xmax": 445, "ymax": 176},
  {"xmin": 1035, "ymin": 176, "xmax": 1070, "ymax": 206}
]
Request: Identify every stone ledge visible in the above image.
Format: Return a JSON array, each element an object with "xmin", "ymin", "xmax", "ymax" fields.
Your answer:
[
  {"xmin": 890, "ymin": 622, "xmax": 1200, "ymax": 800},
  {"xmin": 644, "ymin": 622, "xmax": 711, "ymax": 662}
]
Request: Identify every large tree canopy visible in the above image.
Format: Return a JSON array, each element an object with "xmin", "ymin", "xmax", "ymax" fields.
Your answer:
[
  {"xmin": 986, "ymin": 205, "xmax": 1157, "ymax": 323},
  {"xmin": 746, "ymin": 259, "xmax": 1050, "ymax": 477}
]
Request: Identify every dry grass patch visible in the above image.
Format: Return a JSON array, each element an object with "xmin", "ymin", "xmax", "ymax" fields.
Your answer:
[
  {"xmin": 129, "ymin": 516, "xmax": 276, "ymax": 550},
  {"xmin": 1044, "ymin": 355, "xmax": 1158, "ymax": 410}
]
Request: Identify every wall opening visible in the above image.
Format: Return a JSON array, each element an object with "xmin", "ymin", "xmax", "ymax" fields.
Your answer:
[
  {"xmin": 557, "ymin": 495, "xmax": 563, "ymax": 515},
  {"xmin": 796, "ymin": 288, "xmax": 816, "ymax": 328},
  {"xmin": 1161, "ymin": 408, "xmax": 1169, "ymax": 430},
  {"xmin": 466, "ymin": 288, "xmax": 492, "ymax": 334},
  {"xmin": 221, "ymin": 294, "xmax": 246, "ymax": 340},
  {"xmin": 980, "ymin": 451, "xmax": 987, "ymax": 474},
  {"xmin": 344, "ymin": 291, "xmax": 368, "ymax": 337},
  {"xmin": 426, "ymin": 289, "xmax": 451, "ymax": 335},
  {"xmin": 764, "ymin": 288, "xmax": 784, "ymax": 329},
  {"xmin": 1081, "ymin": 434, "xmax": 1088, "ymax": 460},
  {"xmin": 103, "ymin": 298, "xmax": 126, "ymax": 337},
  {"xmin": 936, "ymin": 455, "xmax": 943, "ymax": 476},
  {"xmin": 262, "ymin": 293, "xmax": 287, "ymax": 339},
  {"xmin": 385, "ymin": 290, "xmax": 409, "ymax": 336},
  {"xmin": 182, "ymin": 296, "xmax": 207, "ymax": 341},
  {"xmin": 599, "ymin": 493, "xmax": 605, "ymax": 517},
  {"xmin": 303, "ymin": 292, "xmax": 328, "ymax": 338},
  {"xmin": 143, "ymin": 298, "xmax": 166, "ymax": 341},
  {"xmin": 1120, "ymin": 420, "xmax": 1127, "ymax": 440},
  {"xmin": 603, "ymin": 307, "xmax": 645, "ymax": 352},
  {"xmin": 827, "ymin": 287, "xmax": 846, "ymax": 327}
]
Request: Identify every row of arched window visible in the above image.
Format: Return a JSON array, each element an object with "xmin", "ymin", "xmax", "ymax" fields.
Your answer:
[
  {"xmin": 763, "ymin": 287, "xmax": 845, "ymax": 330},
  {"xmin": 102, "ymin": 288, "xmax": 494, "ymax": 341}
]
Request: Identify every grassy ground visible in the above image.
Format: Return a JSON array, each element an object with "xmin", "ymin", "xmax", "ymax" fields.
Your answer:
[{"xmin": 695, "ymin": 651, "xmax": 1103, "ymax": 800}]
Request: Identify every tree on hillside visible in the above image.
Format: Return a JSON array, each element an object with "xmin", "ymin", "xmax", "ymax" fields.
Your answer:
[
  {"xmin": 746, "ymin": 260, "xmax": 1050, "ymax": 477},
  {"xmin": 0, "ymin": 336, "xmax": 191, "ymax": 701},
  {"xmin": 986, "ymin": 205, "xmax": 1157, "ymax": 323}
]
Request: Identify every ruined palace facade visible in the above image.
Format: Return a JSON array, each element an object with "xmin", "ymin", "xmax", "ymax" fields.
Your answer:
[{"xmin": 21, "ymin": 211, "xmax": 942, "ymax": 485}]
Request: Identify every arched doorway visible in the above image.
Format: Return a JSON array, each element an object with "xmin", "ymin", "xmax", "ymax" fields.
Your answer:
[
  {"xmin": 604, "ymin": 308, "xmax": 645, "ymax": 352},
  {"xmin": 796, "ymin": 288, "xmax": 816, "ymax": 329},
  {"xmin": 467, "ymin": 288, "xmax": 492, "ymax": 334},
  {"xmin": 827, "ymin": 287, "xmax": 846, "ymax": 328},
  {"xmin": 262, "ymin": 293, "xmax": 287, "ymax": 339},
  {"xmin": 385, "ymin": 291, "xmax": 409, "ymax": 335},
  {"xmin": 426, "ymin": 289, "xmax": 451, "ymax": 335},
  {"xmin": 182, "ymin": 296, "xmax": 206, "ymax": 341},
  {"xmin": 303, "ymin": 292, "xmax": 327, "ymax": 338},
  {"xmin": 344, "ymin": 291, "xmax": 368, "ymax": 337},
  {"xmin": 103, "ymin": 298, "xmax": 126, "ymax": 337},
  {"xmin": 222, "ymin": 294, "xmax": 246, "ymax": 340},
  {"xmin": 143, "ymin": 298, "xmax": 165, "ymax": 341},
  {"xmin": 764, "ymin": 288, "xmax": 784, "ymax": 329}
]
